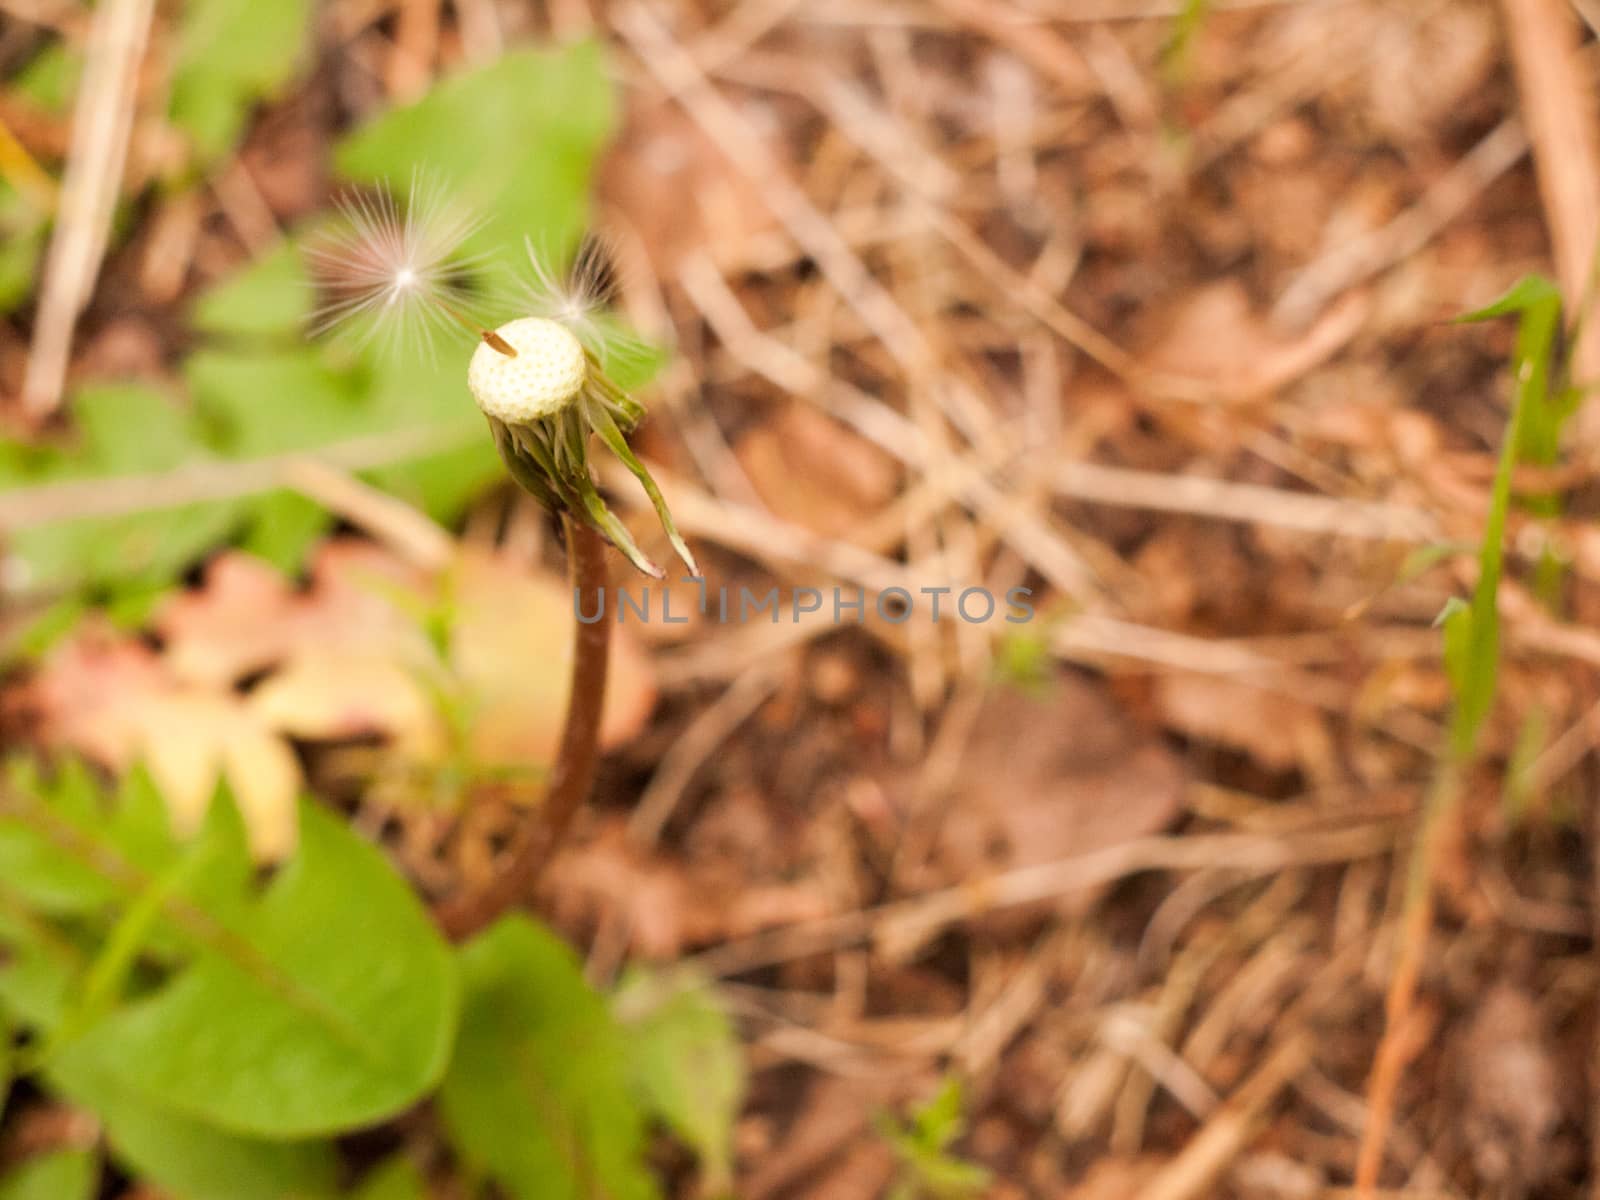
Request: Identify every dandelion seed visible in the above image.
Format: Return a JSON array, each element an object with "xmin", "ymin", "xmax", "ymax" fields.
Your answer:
[
  {"xmin": 305, "ymin": 171, "xmax": 502, "ymax": 358},
  {"xmin": 517, "ymin": 234, "xmax": 655, "ymax": 379},
  {"xmin": 304, "ymin": 181, "xmax": 692, "ymax": 578}
]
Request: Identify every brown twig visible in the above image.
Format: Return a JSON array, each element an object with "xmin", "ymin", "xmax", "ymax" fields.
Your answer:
[
  {"xmin": 19, "ymin": 0, "xmax": 155, "ymax": 421},
  {"xmin": 1500, "ymin": 0, "xmax": 1600, "ymax": 426},
  {"xmin": 433, "ymin": 515, "xmax": 612, "ymax": 941}
]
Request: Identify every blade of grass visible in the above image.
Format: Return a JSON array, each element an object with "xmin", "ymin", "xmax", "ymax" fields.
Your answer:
[{"xmin": 1356, "ymin": 276, "xmax": 1562, "ymax": 1195}]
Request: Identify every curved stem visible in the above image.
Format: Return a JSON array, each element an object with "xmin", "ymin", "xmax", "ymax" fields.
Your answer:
[{"xmin": 434, "ymin": 515, "xmax": 612, "ymax": 940}]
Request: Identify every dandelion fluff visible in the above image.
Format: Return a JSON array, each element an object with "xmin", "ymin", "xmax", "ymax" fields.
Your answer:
[
  {"xmin": 303, "ymin": 178, "xmax": 694, "ymax": 577},
  {"xmin": 305, "ymin": 172, "xmax": 485, "ymax": 353}
]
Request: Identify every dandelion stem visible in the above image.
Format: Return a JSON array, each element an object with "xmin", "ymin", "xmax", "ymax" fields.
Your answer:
[{"xmin": 433, "ymin": 515, "xmax": 611, "ymax": 940}]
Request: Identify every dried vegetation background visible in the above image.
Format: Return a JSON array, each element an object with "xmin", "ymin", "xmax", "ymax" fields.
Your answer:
[{"xmin": 5, "ymin": 0, "xmax": 1600, "ymax": 1196}]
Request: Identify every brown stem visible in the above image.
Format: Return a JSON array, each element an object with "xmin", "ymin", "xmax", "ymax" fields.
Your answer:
[{"xmin": 434, "ymin": 515, "xmax": 611, "ymax": 940}]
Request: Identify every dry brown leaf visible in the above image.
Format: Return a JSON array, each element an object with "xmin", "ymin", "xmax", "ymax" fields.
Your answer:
[
  {"xmin": 933, "ymin": 682, "xmax": 1186, "ymax": 912},
  {"xmin": 24, "ymin": 627, "xmax": 301, "ymax": 860},
  {"xmin": 157, "ymin": 544, "xmax": 430, "ymax": 688},
  {"xmin": 19, "ymin": 540, "xmax": 658, "ymax": 858},
  {"xmin": 448, "ymin": 549, "xmax": 656, "ymax": 767},
  {"xmin": 735, "ymin": 401, "xmax": 901, "ymax": 540},
  {"xmin": 1146, "ymin": 279, "xmax": 1365, "ymax": 398},
  {"xmin": 162, "ymin": 540, "xmax": 656, "ymax": 770},
  {"xmin": 1155, "ymin": 674, "xmax": 1330, "ymax": 776}
]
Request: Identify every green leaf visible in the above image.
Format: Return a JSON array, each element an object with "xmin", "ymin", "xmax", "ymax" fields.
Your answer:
[
  {"xmin": 0, "ymin": 760, "xmax": 248, "ymax": 924},
  {"xmin": 0, "ymin": 768, "xmax": 335, "ymax": 1199},
  {"xmin": 0, "ymin": 1150, "xmax": 95, "ymax": 1200},
  {"xmin": 1444, "ymin": 276, "xmax": 1563, "ymax": 759},
  {"xmin": 0, "ymin": 193, "xmax": 45, "ymax": 314},
  {"xmin": 877, "ymin": 1079, "xmax": 990, "ymax": 1200},
  {"xmin": 0, "ymin": 900, "xmax": 82, "ymax": 1032},
  {"xmin": 0, "ymin": 758, "xmax": 120, "ymax": 917},
  {"xmin": 66, "ymin": 802, "xmax": 459, "ymax": 1137},
  {"xmin": 169, "ymin": 0, "xmax": 312, "ymax": 165},
  {"xmin": 359, "ymin": 343, "xmax": 498, "ymax": 522},
  {"xmin": 615, "ymin": 968, "xmax": 744, "ymax": 1192},
  {"xmin": 50, "ymin": 1049, "xmax": 339, "ymax": 1200},
  {"xmin": 12, "ymin": 44, "xmax": 80, "ymax": 112},
  {"xmin": 1504, "ymin": 705, "xmax": 1549, "ymax": 823},
  {"xmin": 1161, "ymin": 0, "xmax": 1212, "ymax": 85},
  {"xmin": 350, "ymin": 1156, "xmax": 427, "ymax": 1200},
  {"xmin": 192, "ymin": 241, "xmax": 313, "ymax": 338},
  {"xmin": 1456, "ymin": 275, "xmax": 1564, "ymax": 324},
  {"xmin": 440, "ymin": 917, "xmax": 658, "ymax": 1200},
  {"xmin": 912, "ymin": 1078, "xmax": 966, "ymax": 1151},
  {"xmin": 239, "ymin": 490, "xmax": 332, "ymax": 573},
  {"xmin": 41, "ymin": 785, "xmax": 252, "ymax": 1059},
  {"xmin": 0, "ymin": 385, "xmax": 250, "ymax": 595},
  {"xmin": 334, "ymin": 42, "xmax": 617, "ymax": 266},
  {"xmin": 190, "ymin": 347, "xmax": 373, "ymax": 455},
  {"xmin": 1403, "ymin": 542, "xmax": 1468, "ymax": 585},
  {"xmin": 0, "ymin": 1007, "xmax": 11, "ymax": 1113}
]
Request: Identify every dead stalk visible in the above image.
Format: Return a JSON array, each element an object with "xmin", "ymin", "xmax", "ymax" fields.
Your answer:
[
  {"xmin": 433, "ymin": 515, "xmax": 612, "ymax": 940},
  {"xmin": 1354, "ymin": 761, "xmax": 1461, "ymax": 1195}
]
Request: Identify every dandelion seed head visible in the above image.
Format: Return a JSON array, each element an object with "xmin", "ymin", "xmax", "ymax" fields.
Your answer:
[
  {"xmin": 468, "ymin": 317, "xmax": 588, "ymax": 422},
  {"xmin": 304, "ymin": 171, "xmax": 486, "ymax": 355}
]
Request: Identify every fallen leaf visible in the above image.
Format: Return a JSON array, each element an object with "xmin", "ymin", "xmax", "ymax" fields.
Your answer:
[
  {"xmin": 17, "ymin": 539, "xmax": 659, "ymax": 858},
  {"xmin": 449, "ymin": 549, "xmax": 656, "ymax": 767},
  {"xmin": 1156, "ymin": 673, "xmax": 1330, "ymax": 776},
  {"xmin": 156, "ymin": 543, "xmax": 429, "ymax": 689},
  {"xmin": 735, "ymin": 402, "xmax": 901, "ymax": 540},
  {"xmin": 931, "ymin": 681, "xmax": 1186, "ymax": 914},
  {"xmin": 249, "ymin": 656, "xmax": 441, "ymax": 751},
  {"xmin": 1146, "ymin": 279, "xmax": 1365, "ymax": 397},
  {"xmin": 23, "ymin": 626, "xmax": 301, "ymax": 860},
  {"xmin": 161, "ymin": 540, "xmax": 656, "ymax": 770}
]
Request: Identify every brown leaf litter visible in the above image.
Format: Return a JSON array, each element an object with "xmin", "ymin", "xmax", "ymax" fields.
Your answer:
[{"xmin": 15, "ymin": 540, "xmax": 656, "ymax": 857}]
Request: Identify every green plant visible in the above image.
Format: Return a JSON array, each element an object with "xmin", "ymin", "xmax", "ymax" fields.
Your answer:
[
  {"xmin": 876, "ymin": 1077, "xmax": 991, "ymax": 1200},
  {"xmin": 303, "ymin": 158, "xmax": 695, "ymax": 939},
  {"xmin": 0, "ymin": 757, "xmax": 744, "ymax": 1198},
  {"xmin": 1160, "ymin": 0, "xmax": 1213, "ymax": 87},
  {"xmin": 1356, "ymin": 275, "xmax": 1572, "ymax": 1191},
  {"xmin": 0, "ymin": 33, "xmax": 740, "ymax": 1198},
  {"xmin": 0, "ymin": 41, "xmax": 632, "ymax": 648}
]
